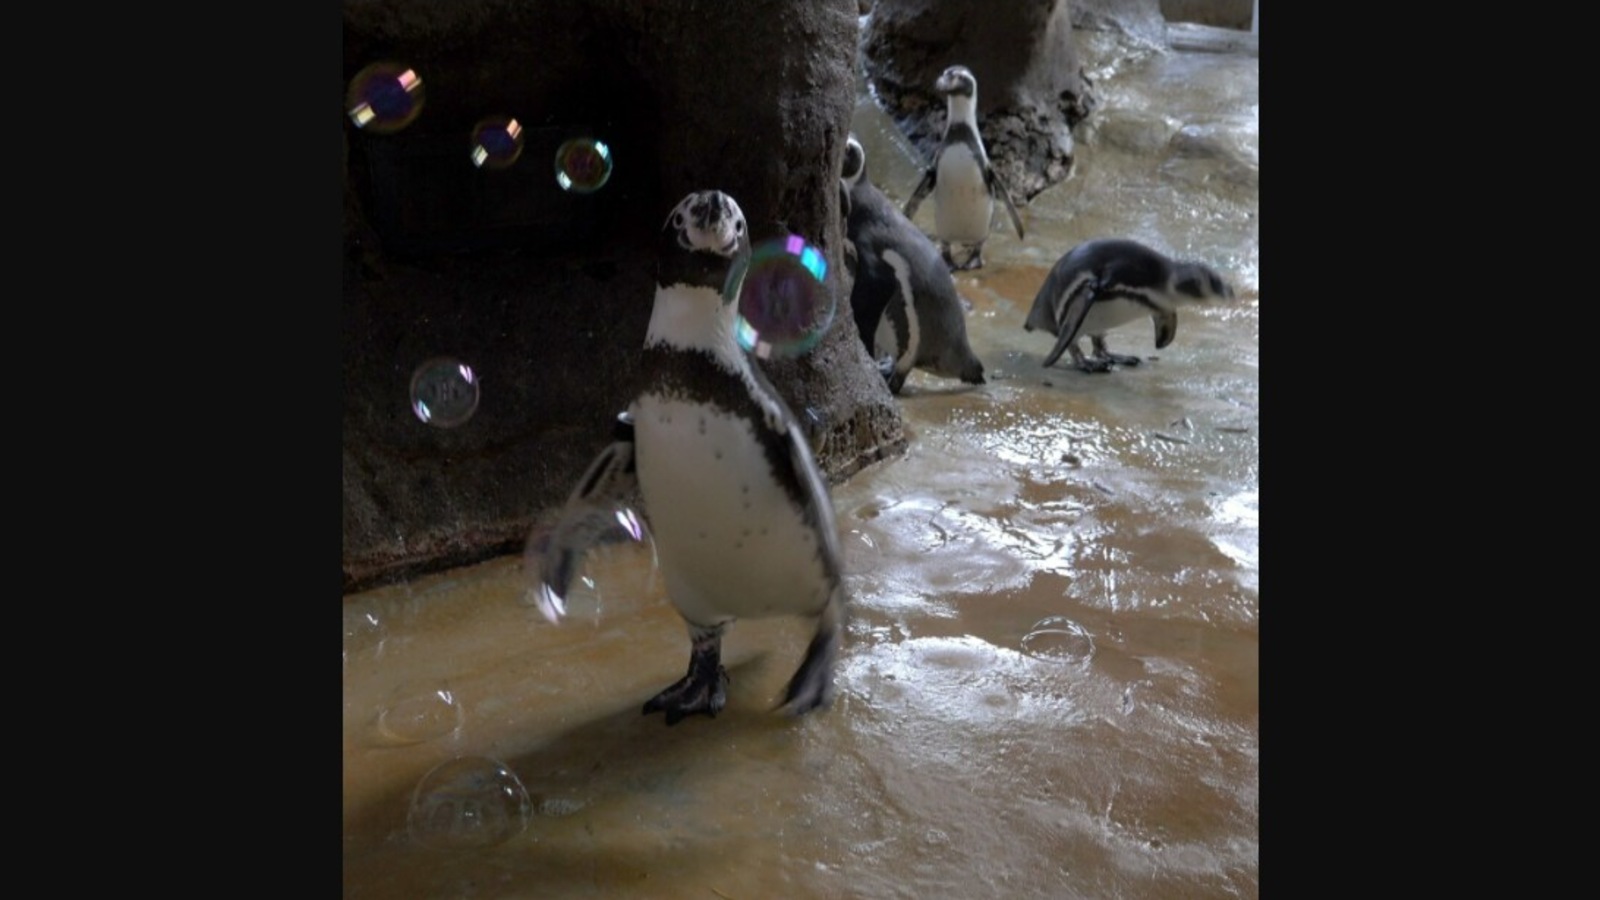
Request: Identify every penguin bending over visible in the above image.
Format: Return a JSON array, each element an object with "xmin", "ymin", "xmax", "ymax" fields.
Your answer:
[
  {"xmin": 1023, "ymin": 238, "xmax": 1235, "ymax": 373},
  {"xmin": 535, "ymin": 190, "xmax": 847, "ymax": 725},
  {"xmin": 842, "ymin": 134, "xmax": 985, "ymax": 394},
  {"xmin": 903, "ymin": 65, "xmax": 1026, "ymax": 272}
]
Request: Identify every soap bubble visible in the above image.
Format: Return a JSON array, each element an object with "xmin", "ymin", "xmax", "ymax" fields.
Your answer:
[
  {"xmin": 522, "ymin": 504, "xmax": 657, "ymax": 627},
  {"xmin": 1020, "ymin": 616, "xmax": 1096, "ymax": 664},
  {"xmin": 407, "ymin": 756, "xmax": 531, "ymax": 850},
  {"xmin": 554, "ymin": 138, "xmax": 613, "ymax": 193},
  {"xmin": 733, "ymin": 234, "xmax": 834, "ymax": 359},
  {"xmin": 376, "ymin": 681, "xmax": 464, "ymax": 745},
  {"xmin": 410, "ymin": 357, "xmax": 480, "ymax": 428},
  {"xmin": 470, "ymin": 116, "xmax": 524, "ymax": 170},
  {"xmin": 345, "ymin": 62, "xmax": 424, "ymax": 134}
]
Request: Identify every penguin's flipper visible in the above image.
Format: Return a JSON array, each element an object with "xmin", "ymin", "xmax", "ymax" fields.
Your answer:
[
  {"xmin": 1041, "ymin": 279, "xmax": 1099, "ymax": 368},
  {"xmin": 986, "ymin": 166, "xmax": 1026, "ymax": 240},
  {"xmin": 1150, "ymin": 305, "xmax": 1179, "ymax": 349},
  {"xmin": 903, "ymin": 166, "xmax": 936, "ymax": 220},
  {"xmin": 528, "ymin": 415, "xmax": 639, "ymax": 624},
  {"xmin": 777, "ymin": 584, "xmax": 844, "ymax": 717}
]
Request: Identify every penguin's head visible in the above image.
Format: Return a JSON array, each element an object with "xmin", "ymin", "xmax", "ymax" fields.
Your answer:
[
  {"xmin": 935, "ymin": 65, "xmax": 977, "ymax": 99},
  {"xmin": 1173, "ymin": 262, "xmax": 1236, "ymax": 303},
  {"xmin": 841, "ymin": 135, "xmax": 865, "ymax": 190},
  {"xmin": 664, "ymin": 190, "xmax": 748, "ymax": 258},
  {"xmin": 658, "ymin": 190, "xmax": 754, "ymax": 300}
]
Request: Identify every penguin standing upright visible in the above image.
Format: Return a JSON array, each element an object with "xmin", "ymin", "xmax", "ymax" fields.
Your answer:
[
  {"xmin": 903, "ymin": 65, "xmax": 1026, "ymax": 272},
  {"xmin": 534, "ymin": 190, "xmax": 847, "ymax": 725},
  {"xmin": 1023, "ymin": 238, "xmax": 1236, "ymax": 373},
  {"xmin": 842, "ymin": 134, "xmax": 985, "ymax": 394}
]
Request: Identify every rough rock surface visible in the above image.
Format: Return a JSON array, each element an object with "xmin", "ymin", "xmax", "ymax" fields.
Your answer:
[{"xmin": 342, "ymin": 0, "xmax": 906, "ymax": 594}]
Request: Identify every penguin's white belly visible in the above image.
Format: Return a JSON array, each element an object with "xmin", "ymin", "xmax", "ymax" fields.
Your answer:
[
  {"xmin": 632, "ymin": 394, "xmax": 831, "ymax": 627},
  {"xmin": 933, "ymin": 145, "xmax": 992, "ymax": 244},
  {"xmin": 1080, "ymin": 297, "xmax": 1153, "ymax": 338}
]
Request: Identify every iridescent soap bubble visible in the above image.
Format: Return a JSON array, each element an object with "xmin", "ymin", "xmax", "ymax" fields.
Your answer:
[
  {"xmin": 346, "ymin": 62, "xmax": 424, "ymax": 134},
  {"xmin": 553, "ymin": 138, "xmax": 613, "ymax": 193},
  {"xmin": 410, "ymin": 357, "xmax": 480, "ymax": 428},
  {"xmin": 733, "ymin": 235, "xmax": 835, "ymax": 359},
  {"xmin": 1020, "ymin": 616, "xmax": 1096, "ymax": 664},
  {"xmin": 407, "ymin": 756, "xmax": 531, "ymax": 850},
  {"xmin": 376, "ymin": 681, "xmax": 464, "ymax": 745},
  {"xmin": 522, "ymin": 504, "xmax": 657, "ymax": 627},
  {"xmin": 470, "ymin": 116, "xmax": 524, "ymax": 170}
]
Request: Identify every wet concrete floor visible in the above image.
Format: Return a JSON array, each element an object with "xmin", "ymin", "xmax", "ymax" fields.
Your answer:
[{"xmin": 344, "ymin": 23, "xmax": 1259, "ymax": 899}]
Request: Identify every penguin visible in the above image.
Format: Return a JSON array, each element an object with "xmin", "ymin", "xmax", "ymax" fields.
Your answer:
[
  {"xmin": 903, "ymin": 65, "xmax": 1026, "ymax": 272},
  {"xmin": 1023, "ymin": 238, "xmax": 1236, "ymax": 373},
  {"xmin": 533, "ymin": 190, "xmax": 847, "ymax": 726},
  {"xmin": 842, "ymin": 134, "xmax": 985, "ymax": 394}
]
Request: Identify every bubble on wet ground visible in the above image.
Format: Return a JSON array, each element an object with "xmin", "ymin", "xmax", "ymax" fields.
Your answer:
[
  {"xmin": 407, "ymin": 756, "xmax": 531, "ymax": 850},
  {"xmin": 342, "ymin": 601, "xmax": 386, "ymax": 656},
  {"xmin": 376, "ymin": 681, "xmax": 464, "ymax": 745},
  {"xmin": 409, "ymin": 357, "xmax": 480, "ymax": 428},
  {"xmin": 1020, "ymin": 616, "xmax": 1097, "ymax": 664},
  {"xmin": 345, "ymin": 62, "xmax": 424, "ymax": 134},
  {"xmin": 470, "ymin": 116, "xmax": 524, "ymax": 170},
  {"xmin": 520, "ymin": 506, "xmax": 658, "ymax": 626},
  {"xmin": 553, "ymin": 138, "xmax": 612, "ymax": 193},
  {"xmin": 732, "ymin": 235, "xmax": 835, "ymax": 359}
]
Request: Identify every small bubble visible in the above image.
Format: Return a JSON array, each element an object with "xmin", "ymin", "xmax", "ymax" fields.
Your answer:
[
  {"xmin": 376, "ymin": 682, "xmax": 464, "ymax": 745},
  {"xmin": 346, "ymin": 62, "xmax": 424, "ymax": 134},
  {"xmin": 554, "ymin": 138, "xmax": 613, "ymax": 193},
  {"xmin": 342, "ymin": 601, "xmax": 387, "ymax": 656},
  {"xmin": 470, "ymin": 116, "xmax": 525, "ymax": 169},
  {"xmin": 1020, "ymin": 616, "xmax": 1096, "ymax": 664},
  {"xmin": 407, "ymin": 756, "xmax": 531, "ymax": 850},
  {"xmin": 410, "ymin": 357, "xmax": 480, "ymax": 428},
  {"xmin": 732, "ymin": 235, "xmax": 835, "ymax": 359}
]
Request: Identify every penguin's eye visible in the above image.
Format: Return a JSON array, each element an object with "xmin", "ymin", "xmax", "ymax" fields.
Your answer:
[
  {"xmin": 735, "ymin": 220, "xmax": 745, "ymax": 233},
  {"xmin": 674, "ymin": 213, "xmax": 685, "ymax": 228}
]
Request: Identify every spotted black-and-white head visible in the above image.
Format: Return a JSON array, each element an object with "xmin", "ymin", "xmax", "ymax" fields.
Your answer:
[
  {"xmin": 1172, "ymin": 261, "xmax": 1237, "ymax": 302},
  {"xmin": 841, "ymin": 135, "xmax": 865, "ymax": 191},
  {"xmin": 663, "ymin": 190, "xmax": 747, "ymax": 257},
  {"xmin": 935, "ymin": 65, "xmax": 977, "ymax": 100},
  {"xmin": 658, "ymin": 190, "xmax": 752, "ymax": 297}
]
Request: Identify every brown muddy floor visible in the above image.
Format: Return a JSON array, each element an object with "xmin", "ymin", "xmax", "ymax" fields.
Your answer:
[{"xmin": 344, "ymin": 23, "xmax": 1259, "ymax": 900}]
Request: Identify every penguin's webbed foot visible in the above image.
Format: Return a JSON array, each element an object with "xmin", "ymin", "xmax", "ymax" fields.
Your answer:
[
  {"xmin": 1096, "ymin": 352, "xmax": 1143, "ymax": 367},
  {"xmin": 1089, "ymin": 336, "xmax": 1141, "ymax": 368},
  {"xmin": 1065, "ymin": 347, "xmax": 1115, "ymax": 374},
  {"xmin": 642, "ymin": 666, "xmax": 729, "ymax": 725},
  {"xmin": 644, "ymin": 625, "xmax": 728, "ymax": 725}
]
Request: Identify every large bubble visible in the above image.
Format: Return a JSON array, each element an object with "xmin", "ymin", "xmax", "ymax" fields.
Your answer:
[
  {"xmin": 522, "ymin": 505, "xmax": 657, "ymax": 627},
  {"xmin": 407, "ymin": 756, "xmax": 532, "ymax": 851},
  {"xmin": 733, "ymin": 235, "xmax": 835, "ymax": 359},
  {"xmin": 345, "ymin": 62, "xmax": 424, "ymax": 134}
]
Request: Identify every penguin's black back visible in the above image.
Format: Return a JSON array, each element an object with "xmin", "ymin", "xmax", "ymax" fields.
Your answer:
[{"xmin": 846, "ymin": 170, "xmax": 983, "ymax": 382}]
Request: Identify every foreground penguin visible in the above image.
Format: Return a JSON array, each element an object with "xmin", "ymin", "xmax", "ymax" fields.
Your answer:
[
  {"xmin": 903, "ymin": 65, "xmax": 1026, "ymax": 272},
  {"xmin": 534, "ymin": 190, "xmax": 846, "ymax": 725},
  {"xmin": 842, "ymin": 134, "xmax": 985, "ymax": 394},
  {"xmin": 1024, "ymin": 238, "xmax": 1235, "ymax": 373}
]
